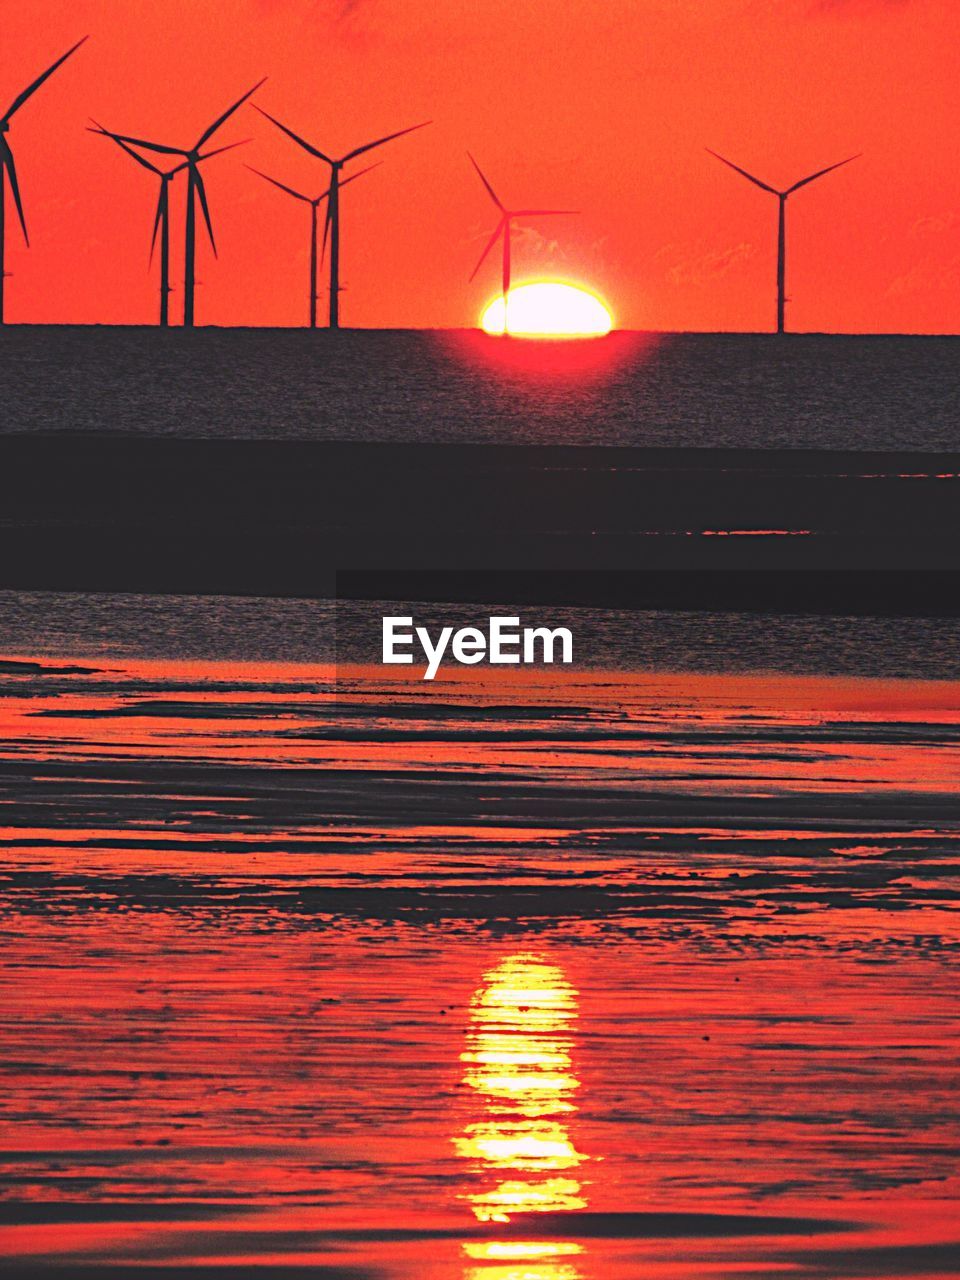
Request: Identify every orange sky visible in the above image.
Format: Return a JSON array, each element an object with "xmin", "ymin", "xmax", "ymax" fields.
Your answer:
[{"xmin": 1, "ymin": 0, "xmax": 959, "ymax": 331}]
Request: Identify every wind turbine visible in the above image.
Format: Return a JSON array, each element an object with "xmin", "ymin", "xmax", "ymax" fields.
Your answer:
[
  {"xmin": 707, "ymin": 148, "xmax": 860, "ymax": 334},
  {"xmin": 0, "ymin": 37, "xmax": 88, "ymax": 324},
  {"xmin": 467, "ymin": 153, "xmax": 576, "ymax": 317},
  {"xmin": 247, "ymin": 162, "xmax": 379, "ymax": 328},
  {"xmin": 106, "ymin": 80, "xmax": 265, "ymax": 326},
  {"xmin": 92, "ymin": 124, "xmax": 247, "ymax": 326},
  {"xmin": 254, "ymin": 107, "xmax": 430, "ymax": 329}
]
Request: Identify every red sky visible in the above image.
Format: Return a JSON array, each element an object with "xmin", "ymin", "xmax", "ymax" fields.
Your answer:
[{"xmin": 2, "ymin": 0, "xmax": 958, "ymax": 331}]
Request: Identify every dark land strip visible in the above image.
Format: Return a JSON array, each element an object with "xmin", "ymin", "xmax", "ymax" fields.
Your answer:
[{"xmin": 3, "ymin": 436, "xmax": 960, "ymax": 600}]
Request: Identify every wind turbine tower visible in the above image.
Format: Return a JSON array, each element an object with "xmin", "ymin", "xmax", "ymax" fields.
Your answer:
[
  {"xmin": 248, "ymin": 164, "xmax": 378, "ymax": 328},
  {"xmin": 93, "ymin": 124, "xmax": 246, "ymax": 326},
  {"xmin": 467, "ymin": 153, "xmax": 576, "ymax": 316},
  {"xmin": 708, "ymin": 148, "xmax": 860, "ymax": 334},
  {"xmin": 109, "ymin": 81, "xmax": 265, "ymax": 326},
  {"xmin": 255, "ymin": 108, "xmax": 430, "ymax": 329}
]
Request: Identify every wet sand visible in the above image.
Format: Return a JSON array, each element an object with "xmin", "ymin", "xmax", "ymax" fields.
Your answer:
[{"xmin": 1, "ymin": 655, "xmax": 958, "ymax": 1277}]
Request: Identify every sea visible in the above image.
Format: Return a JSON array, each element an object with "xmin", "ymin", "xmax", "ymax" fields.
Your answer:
[
  {"xmin": 0, "ymin": 329, "xmax": 958, "ymax": 1278},
  {"xmin": 3, "ymin": 327, "xmax": 960, "ymax": 450}
]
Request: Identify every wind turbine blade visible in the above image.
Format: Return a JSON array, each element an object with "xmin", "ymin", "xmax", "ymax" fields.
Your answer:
[
  {"xmin": 325, "ymin": 160, "xmax": 381, "ymax": 201},
  {"xmin": 168, "ymin": 140, "xmax": 249, "ymax": 177},
  {"xmin": 194, "ymin": 168, "xmax": 217, "ymax": 257},
  {"xmin": 0, "ymin": 140, "xmax": 29, "ymax": 245},
  {"xmin": 467, "ymin": 152, "xmax": 504, "ymax": 211},
  {"xmin": 196, "ymin": 78, "xmax": 266, "ymax": 147},
  {"xmin": 320, "ymin": 203, "xmax": 332, "ymax": 266},
  {"xmin": 246, "ymin": 165, "xmax": 311, "ymax": 203},
  {"xmin": 786, "ymin": 153, "xmax": 861, "ymax": 195},
  {"xmin": 706, "ymin": 149, "xmax": 778, "ymax": 195},
  {"xmin": 196, "ymin": 138, "xmax": 250, "ymax": 165},
  {"xmin": 149, "ymin": 187, "xmax": 165, "ymax": 264},
  {"xmin": 90, "ymin": 123, "xmax": 165, "ymax": 175},
  {"xmin": 469, "ymin": 221, "xmax": 504, "ymax": 282},
  {"xmin": 342, "ymin": 120, "xmax": 431, "ymax": 164},
  {"xmin": 514, "ymin": 209, "xmax": 578, "ymax": 217},
  {"xmin": 253, "ymin": 106, "xmax": 333, "ymax": 163},
  {"xmin": 106, "ymin": 132, "xmax": 186, "ymax": 157},
  {"xmin": 2, "ymin": 35, "xmax": 88, "ymax": 123}
]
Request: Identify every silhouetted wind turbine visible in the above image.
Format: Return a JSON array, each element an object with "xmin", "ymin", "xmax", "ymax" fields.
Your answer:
[
  {"xmin": 247, "ymin": 162, "xmax": 379, "ymax": 328},
  {"xmin": 0, "ymin": 37, "xmax": 87, "ymax": 324},
  {"xmin": 107, "ymin": 81, "xmax": 265, "ymax": 326},
  {"xmin": 92, "ymin": 124, "xmax": 247, "ymax": 327},
  {"xmin": 467, "ymin": 153, "xmax": 576, "ymax": 313},
  {"xmin": 254, "ymin": 108, "xmax": 430, "ymax": 329},
  {"xmin": 707, "ymin": 148, "xmax": 860, "ymax": 334}
]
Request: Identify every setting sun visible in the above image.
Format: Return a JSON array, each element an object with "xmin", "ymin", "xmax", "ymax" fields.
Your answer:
[{"xmin": 481, "ymin": 283, "xmax": 613, "ymax": 338}]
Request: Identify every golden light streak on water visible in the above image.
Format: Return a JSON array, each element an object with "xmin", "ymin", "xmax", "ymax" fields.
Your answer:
[{"xmin": 456, "ymin": 953, "xmax": 587, "ymax": 1278}]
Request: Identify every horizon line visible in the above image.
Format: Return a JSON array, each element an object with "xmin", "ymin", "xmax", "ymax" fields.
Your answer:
[{"xmin": 3, "ymin": 321, "xmax": 960, "ymax": 338}]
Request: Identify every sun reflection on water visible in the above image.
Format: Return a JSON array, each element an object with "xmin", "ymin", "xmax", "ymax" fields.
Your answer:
[{"xmin": 456, "ymin": 953, "xmax": 586, "ymax": 1279}]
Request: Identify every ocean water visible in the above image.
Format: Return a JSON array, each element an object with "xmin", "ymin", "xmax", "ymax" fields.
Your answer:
[
  {"xmin": 0, "ymin": 591, "xmax": 958, "ymax": 1277},
  {"xmin": 4, "ymin": 327, "xmax": 960, "ymax": 450}
]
